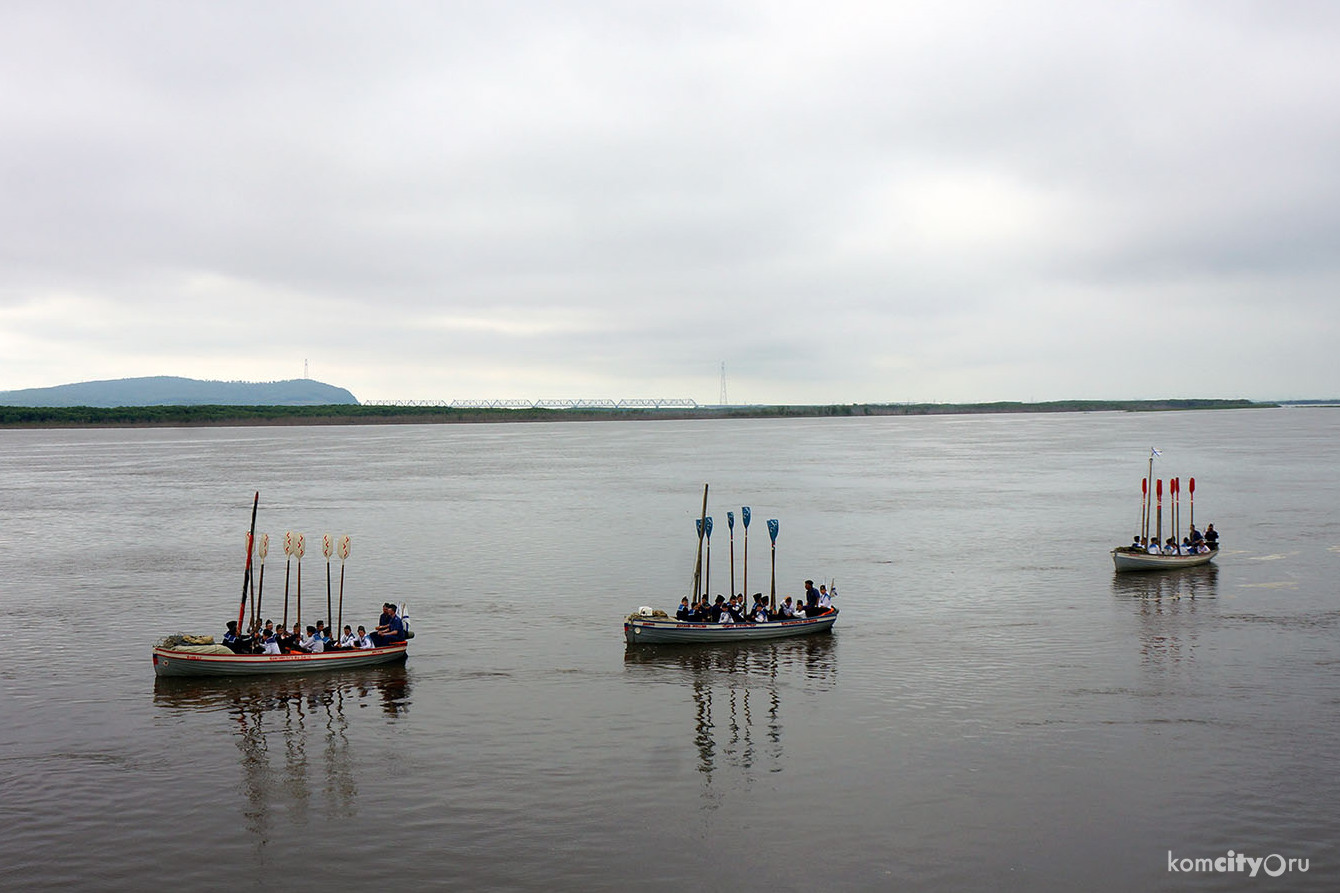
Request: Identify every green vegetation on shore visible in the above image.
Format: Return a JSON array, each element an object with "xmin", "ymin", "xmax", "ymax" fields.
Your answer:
[{"xmin": 0, "ymin": 398, "xmax": 1269, "ymax": 428}]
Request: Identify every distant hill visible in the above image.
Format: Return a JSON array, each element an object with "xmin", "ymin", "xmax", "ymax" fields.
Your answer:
[{"xmin": 0, "ymin": 376, "xmax": 359, "ymax": 407}]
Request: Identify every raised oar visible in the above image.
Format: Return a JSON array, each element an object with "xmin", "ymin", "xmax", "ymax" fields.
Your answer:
[
  {"xmin": 237, "ymin": 492, "xmax": 259, "ymax": 631},
  {"xmin": 691, "ymin": 485, "xmax": 708, "ymax": 599},
  {"xmin": 253, "ymin": 533, "xmax": 269, "ymax": 634},
  {"xmin": 704, "ymin": 516, "xmax": 713, "ymax": 599},
  {"xmin": 1189, "ymin": 477, "xmax": 1196, "ymax": 532},
  {"xmin": 1172, "ymin": 477, "xmax": 1180, "ymax": 543},
  {"xmin": 1155, "ymin": 479, "xmax": 1163, "ymax": 548},
  {"xmin": 695, "ymin": 519, "xmax": 705, "ymax": 599},
  {"xmin": 767, "ymin": 518, "xmax": 779, "ymax": 611},
  {"xmin": 1139, "ymin": 478, "xmax": 1147, "ymax": 542},
  {"xmin": 294, "ymin": 532, "xmax": 306, "ymax": 625},
  {"xmin": 323, "ymin": 533, "xmax": 334, "ymax": 637},
  {"xmin": 727, "ymin": 511, "xmax": 736, "ymax": 599},
  {"xmin": 337, "ymin": 535, "xmax": 350, "ymax": 637},
  {"xmin": 742, "ymin": 506, "xmax": 751, "ymax": 603},
  {"xmin": 282, "ymin": 531, "xmax": 294, "ymax": 630}
]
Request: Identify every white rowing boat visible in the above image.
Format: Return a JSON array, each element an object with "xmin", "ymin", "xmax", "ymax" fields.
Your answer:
[
  {"xmin": 1111, "ymin": 548, "xmax": 1217, "ymax": 573},
  {"xmin": 1114, "ymin": 449, "xmax": 1220, "ymax": 573},
  {"xmin": 624, "ymin": 608, "xmax": 839, "ymax": 645},
  {"xmin": 152, "ymin": 641, "xmax": 409, "ymax": 677}
]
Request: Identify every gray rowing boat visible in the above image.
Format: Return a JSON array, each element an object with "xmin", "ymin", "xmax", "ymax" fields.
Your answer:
[{"xmin": 624, "ymin": 608, "xmax": 839, "ymax": 645}]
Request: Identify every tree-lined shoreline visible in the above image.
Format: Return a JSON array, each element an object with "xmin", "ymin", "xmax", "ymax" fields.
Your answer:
[{"xmin": 0, "ymin": 399, "xmax": 1275, "ymax": 428}]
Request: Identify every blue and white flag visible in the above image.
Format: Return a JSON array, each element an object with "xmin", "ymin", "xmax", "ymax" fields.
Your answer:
[{"xmin": 1150, "ymin": 446, "xmax": 1162, "ymax": 457}]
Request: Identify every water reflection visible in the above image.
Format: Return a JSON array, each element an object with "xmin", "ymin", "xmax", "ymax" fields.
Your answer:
[
  {"xmin": 1110, "ymin": 563, "xmax": 1219, "ymax": 602},
  {"xmin": 624, "ymin": 637, "xmax": 837, "ymax": 786},
  {"xmin": 1111, "ymin": 567, "xmax": 1218, "ymax": 669},
  {"xmin": 153, "ymin": 668, "xmax": 411, "ymax": 854}
]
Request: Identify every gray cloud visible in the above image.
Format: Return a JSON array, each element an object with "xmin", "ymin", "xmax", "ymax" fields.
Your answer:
[{"xmin": 2, "ymin": 0, "xmax": 1338, "ymax": 403}]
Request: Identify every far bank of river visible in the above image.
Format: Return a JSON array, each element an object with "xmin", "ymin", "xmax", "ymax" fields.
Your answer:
[{"xmin": 0, "ymin": 398, "xmax": 1277, "ymax": 429}]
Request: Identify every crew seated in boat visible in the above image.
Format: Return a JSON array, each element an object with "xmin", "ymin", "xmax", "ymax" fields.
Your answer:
[
  {"xmin": 314, "ymin": 620, "xmax": 333, "ymax": 648},
  {"xmin": 301, "ymin": 625, "xmax": 325, "ymax": 653},
  {"xmin": 336, "ymin": 624, "xmax": 358, "ymax": 649},
  {"xmin": 779, "ymin": 596, "xmax": 797, "ymax": 618},
  {"xmin": 818, "ymin": 585, "xmax": 834, "ymax": 611},
  {"xmin": 1189, "ymin": 525, "xmax": 1204, "ymax": 546},
  {"xmin": 752, "ymin": 602, "xmax": 770, "ymax": 623},
  {"xmin": 804, "ymin": 580, "xmax": 820, "ymax": 614},
  {"xmin": 1146, "ymin": 539, "xmax": 1161, "ymax": 554},
  {"xmin": 691, "ymin": 598, "xmax": 711, "ymax": 621},
  {"xmin": 677, "ymin": 598, "xmax": 692, "ymax": 621},
  {"xmin": 260, "ymin": 623, "xmax": 282, "ymax": 654},
  {"xmin": 1204, "ymin": 524, "xmax": 1219, "ymax": 550},
  {"xmin": 370, "ymin": 604, "xmax": 406, "ymax": 646},
  {"xmin": 222, "ymin": 621, "xmax": 253, "ymax": 654},
  {"xmin": 355, "ymin": 625, "xmax": 374, "ymax": 648},
  {"xmin": 278, "ymin": 622, "xmax": 304, "ymax": 653}
]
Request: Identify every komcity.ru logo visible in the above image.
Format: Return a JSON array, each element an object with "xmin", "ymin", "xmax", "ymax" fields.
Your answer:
[{"xmin": 1168, "ymin": 850, "xmax": 1310, "ymax": 877}]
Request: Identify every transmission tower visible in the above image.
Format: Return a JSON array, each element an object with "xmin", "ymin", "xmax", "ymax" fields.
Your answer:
[{"xmin": 719, "ymin": 361, "xmax": 728, "ymax": 405}]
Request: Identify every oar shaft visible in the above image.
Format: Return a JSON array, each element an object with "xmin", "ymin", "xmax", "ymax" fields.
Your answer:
[
  {"xmin": 253, "ymin": 564, "xmax": 266, "ymax": 635},
  {"xmin": 237, "ymin": 492, "xmax": 259, "ymax": 630},
  {"xmin": 337, "ymin": 563, "xmax": 345, "ymax": 639},
  {"xmin": 691, "ymin": 485, "xmax": 708, "ymax": 599}
]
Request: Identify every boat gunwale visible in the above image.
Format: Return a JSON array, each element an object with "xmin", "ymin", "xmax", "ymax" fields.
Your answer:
[
  {"xmin": 624, "ymin": 609, "xmax": 838, "ymax": 644},
  {"xmin": 153, "ymin": 642, "xmax": 408, "ymax": 663},
  {"xmin": 1110, "ymin": 548, "xmax": 1217, "ymax": 572}
]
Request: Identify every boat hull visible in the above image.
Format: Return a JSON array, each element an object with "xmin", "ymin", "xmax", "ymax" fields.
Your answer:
[
  {"xmin": 1111, "ymin": 549, "xmax": 1217, "ymax": 573},
  {"xmin": 151, "ymin": 643, "xmax": 409, "ymax": 677},
  {"xmin": 624, "ymin": 609, "xmax": 838, "ymax": 645}
]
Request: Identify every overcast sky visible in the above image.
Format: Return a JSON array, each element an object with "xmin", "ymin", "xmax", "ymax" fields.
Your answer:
[{"xmin": 2, "ymin": 1, "xmax": 1337, "ymax": 404}]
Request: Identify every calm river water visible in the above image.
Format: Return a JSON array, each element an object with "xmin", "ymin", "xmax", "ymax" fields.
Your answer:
[{"xmin": 1, "ymin": 409, "xmax": 1338, "ymax": 891}]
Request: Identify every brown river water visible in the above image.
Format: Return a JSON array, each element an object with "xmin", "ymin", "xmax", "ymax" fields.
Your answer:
[{"xmin": 1, "ymin": 408, "xmax": 1337, "ymax": 890}]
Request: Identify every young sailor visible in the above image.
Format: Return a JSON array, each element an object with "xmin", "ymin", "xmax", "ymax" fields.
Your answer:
[
  {"xmin": 222, "ymin": 621, "xmax": 252, "ymax": 654},
  {"xmin": 676, "ymin": 598, "xmax": 692, "ymax": 621},
  {"xmin": 260, "ymin": 623, "xmax": 281, "ymax": 654},
  {"xmin": 355, "ymin": 625, "xmax": 374, "ymax": 648},
  {"xmin": 818, "ymin": 586, "xmax": 833, "ymax": 611},
  {"xmin": 279, "ymin": 622, "xmax": 303, "ymax": 653},
  {"xmin": 301, "ymin": 625, "xmax": 324, "ymax": 653},
  {"xmin": 338, "ymin": 624, "xmax": 358, "ymax": 649}
]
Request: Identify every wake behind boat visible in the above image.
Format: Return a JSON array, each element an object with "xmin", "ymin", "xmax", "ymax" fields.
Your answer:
[
  {"xmin": 625, "ymin": 484, "xmax": 840, "ymax": 646},
  {"xmin": 151, "ymin": 492, "xmax": 412, "ymax": 677},
  {"xmin": 1112, "ymin": 449, "xmax": 1220, "ymax": 573}
]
